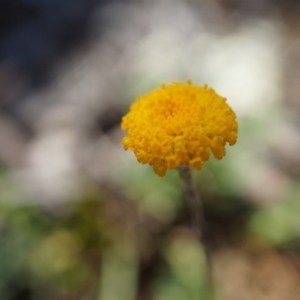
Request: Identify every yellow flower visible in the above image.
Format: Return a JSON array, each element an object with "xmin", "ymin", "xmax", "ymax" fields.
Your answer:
[{"xmin": 121, "ymin": 80, "xmax": 238, "ymax": 176}]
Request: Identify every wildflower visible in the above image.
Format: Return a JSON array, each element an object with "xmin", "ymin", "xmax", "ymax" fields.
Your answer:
[{"xmin": 121, "ymin": 80, "xmax": 238, "ymax": 176}]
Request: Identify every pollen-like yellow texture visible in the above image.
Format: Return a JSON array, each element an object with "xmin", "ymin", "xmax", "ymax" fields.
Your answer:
[{"xmin": 121, "ymin": 80, "xmax": 238, "ymax": 176}]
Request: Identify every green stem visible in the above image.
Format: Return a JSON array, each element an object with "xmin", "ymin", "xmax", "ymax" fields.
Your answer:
[
  {"xmin": 178, "ymin": 165, "xmax": 213, "ymax": 295},
  {"xmin": 178, "ymin": 166, "xmax": 205, "ymax": 239}
]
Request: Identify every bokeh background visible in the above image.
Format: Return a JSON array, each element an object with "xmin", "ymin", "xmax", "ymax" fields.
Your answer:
[{"xmin": 1, "ymin": 0, "xmax": 300, "ymax": 299}]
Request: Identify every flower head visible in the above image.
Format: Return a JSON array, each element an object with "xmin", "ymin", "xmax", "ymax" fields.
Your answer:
[{"xmin": 121, "ymin": 80, "xmax": 238, "ymax": 176}]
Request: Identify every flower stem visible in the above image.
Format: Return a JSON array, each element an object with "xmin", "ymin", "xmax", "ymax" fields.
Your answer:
[
  {"xmin": 178, "ymin": 166, "xmax": 213, "ymax": 294},
  {"xmin": 178, "ymin": 166, "xmax": 203, "ymax": 238}
]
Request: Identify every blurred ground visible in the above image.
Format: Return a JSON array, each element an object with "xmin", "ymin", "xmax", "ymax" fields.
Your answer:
[{"xmin": 1, "ymin": 0, "xmax": 300, "ymax": 299}]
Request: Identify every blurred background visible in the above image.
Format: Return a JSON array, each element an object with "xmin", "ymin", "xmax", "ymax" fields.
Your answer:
[{"xmin": 1, "ymin": 0, "xmax": 300, "ymax": 299}]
